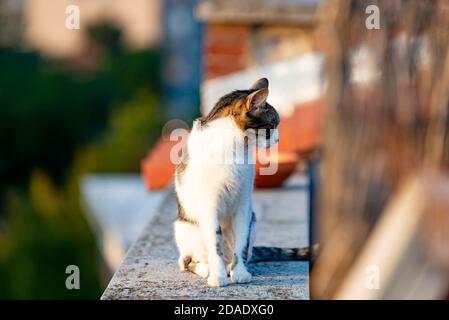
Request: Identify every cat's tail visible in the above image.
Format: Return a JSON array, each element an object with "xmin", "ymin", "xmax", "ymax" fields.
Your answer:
[{"xmin": 250, "ymin": 244, "xmax": 319, "ymax": 262}]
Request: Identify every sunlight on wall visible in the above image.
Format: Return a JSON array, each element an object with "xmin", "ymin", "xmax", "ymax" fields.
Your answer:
[{"xmin": 23, "ymin": 0, "xmax": 161, "ymax": 57}]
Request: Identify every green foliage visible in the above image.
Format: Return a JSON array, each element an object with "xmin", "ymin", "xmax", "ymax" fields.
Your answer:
[
  {"xmin": 0, "ymin": 35, "xmax": 166, "ymax": 298},
  {"xmin": 72, "ymin": 90, "xmax": 164, "ymax": 175},
  {"xmin": 87, "ymin": 22, "xmax": 124, "ymax": 57},
  {"xmin": 0, "ymin": 47, "xmax": 161, "ymax": 192},
  {"xmin": 0, "ymin": 181, "xmax": 102, "ymax": 299}
]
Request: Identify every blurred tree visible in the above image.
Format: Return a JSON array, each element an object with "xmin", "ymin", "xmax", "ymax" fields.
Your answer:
[
  {"xmin": 87, "ymin": 22, "xmax": 124, "ymax": 58},
  {"xmin": 0, "ymin": 183, "xmax": 102, "ymax": 299},
  {"xmin": 0, "ymin": 20, "xmax": 166, "ymax": 298},
  {"xmin": 0, "ymin": 46, "xmax": 161, "ymax": 204},
  {"xmin": 72, "ymin": 90, "xmax": 164, "ymax": 174}
]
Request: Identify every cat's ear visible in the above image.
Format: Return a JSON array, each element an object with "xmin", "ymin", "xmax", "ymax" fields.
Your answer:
[
  {"xmin": 250, "ymin": 78, "xmax": 269, "ymax": 90},
  {"xmin": 247, "ymin": 88, "xmax": 269, "ymax": 110}
]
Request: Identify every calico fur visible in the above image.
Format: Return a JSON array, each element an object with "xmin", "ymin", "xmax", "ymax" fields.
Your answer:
[{"xmin": 174, "ymin": 78, "xmax": 280, "ymax": 287}]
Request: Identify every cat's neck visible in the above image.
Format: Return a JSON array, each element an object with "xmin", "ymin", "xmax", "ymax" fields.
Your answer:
[{"xmin": 189, "ymin": 116, "xmax": 254, "ymax": 165}]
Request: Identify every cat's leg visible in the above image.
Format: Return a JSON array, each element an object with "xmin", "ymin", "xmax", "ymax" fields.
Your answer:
[
  {"xmin": 174, "ymin": 220, "xmax": 190, "ymax": 271},
  {"xmin": 178, "ymin": 255, "xmax": 191, "ymax": 271},
  {"xmin": 230, "ymin": 209, "xmax": 255, "ymax": 284},
  {"xmin": 221, "ymin": 224, "xmax": 235, "ymax": 275},
  {"xmin": 187, "ymin": 261, "xmax": 209, "ymax": 278},
  {"xmin": 175, "ymin": 219, "xmax": 211, "ymax": 278},
  {"xmin": 218, "ymin": 215, "xmax": 235, "ymax": 275},
  {"xmin": 174, "ymin": 220, "xmax": 204, "ymax": 272},
  {"xmin": 199, "ymin": 216, "xmax": 228, "ymax": 287},
  {"xmin": 245, "ymin": 211, "xmax": 256, "ymax": 263}
]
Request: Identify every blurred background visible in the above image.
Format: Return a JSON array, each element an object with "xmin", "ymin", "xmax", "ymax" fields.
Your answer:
[
  {"xmin": 2, "ymin": 0, "xmax": 449, "ymax": 300},
  {"xmin": 0, "ymin": 0, "xmax": 324, "ymax": 299},
  {"xmin": 0, "ymin": 0, "xmax": 202, "ymax": 298}
]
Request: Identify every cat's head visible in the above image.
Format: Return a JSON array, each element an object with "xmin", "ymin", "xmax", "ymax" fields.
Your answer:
[{"xmin": 200, "ymin": 78, "xmax": 280, "ymax": 148}]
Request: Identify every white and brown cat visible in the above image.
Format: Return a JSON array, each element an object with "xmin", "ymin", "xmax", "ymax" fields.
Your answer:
[{"xmin": 174, "ymin": 78, "xmax": 310, "ymax": 287}]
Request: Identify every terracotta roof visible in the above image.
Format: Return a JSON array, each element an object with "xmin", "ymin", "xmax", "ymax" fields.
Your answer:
[{"xmin": 196, "ymin": 0, "xmax": 321, "ymax": 26}]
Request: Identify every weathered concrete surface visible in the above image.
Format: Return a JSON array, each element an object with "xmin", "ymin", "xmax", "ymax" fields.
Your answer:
[
  {"xmin": 101, "ymin": 174, "xmax": 309, "ymax": 300},
  {"xmin": 101, "ymin": 259, "xmax": 308, "ymax": 300}
]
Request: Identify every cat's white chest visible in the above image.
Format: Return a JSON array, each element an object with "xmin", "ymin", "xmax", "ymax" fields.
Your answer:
[{"xmin": 176, "ymin": 117, "xmax": 254, "ymax": 219}]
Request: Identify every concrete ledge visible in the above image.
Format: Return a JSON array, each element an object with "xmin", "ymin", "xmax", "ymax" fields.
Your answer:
[
  {"xmin": 101, "ymin": 174, "xmax": 309, "ymax": 300},
  {"xmin": 102, "ymin": 259, "xmax": 308, "ymax": 300}
]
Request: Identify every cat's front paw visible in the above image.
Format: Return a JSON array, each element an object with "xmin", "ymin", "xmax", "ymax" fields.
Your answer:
[
  {"xmin": 178, "ymin": 257, "xmax": 188, "ymax": 271},
  {"xmin": 207, "ymin": 274, "xmax": 228, "ymax": 287},
  {"xmin": 194, "ymin": 263, "xmax": 209, "ymax": 278},
  {"xmin": 230, "ymin": 266, "xmax": 252, "ymax": 284}
]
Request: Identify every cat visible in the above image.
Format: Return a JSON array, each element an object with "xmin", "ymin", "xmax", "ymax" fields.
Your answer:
[{"xmin": 173, "ymin": 78, "xmax": 311, "ymax": 287}]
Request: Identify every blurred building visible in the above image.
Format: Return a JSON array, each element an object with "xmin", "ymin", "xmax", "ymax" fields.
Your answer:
[
  {"xmin": 198, "ymin": 0, "xmax": 319, "ymax": 80},
  {"xmin": 197, "ymin": 0, "xmax": 324, "ymax": 156},
  {"xmin": 0, "ymin": 0, "xmax": 25, "ymax": 45},
  {"xmin": 0, "ymin": 0, "xmax": 202, "ymax": 120},
  {"xmin": 142, "ymin": 0, "xmax": 325, "ymax": 194},
  {"xmin": 162, "ymin": 0, "xmax": 202, "ymax": 120},
  {"xmin": 22, "ymin": 0, "xmax": 162, "ymax": 57}
]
